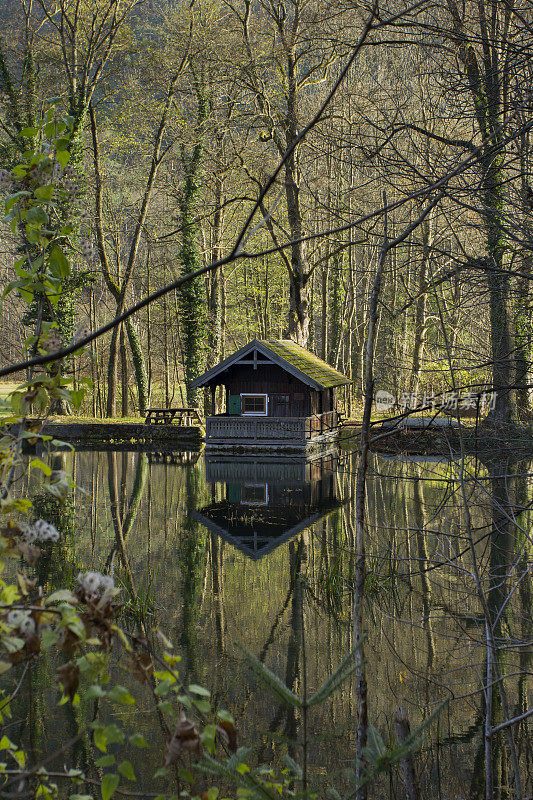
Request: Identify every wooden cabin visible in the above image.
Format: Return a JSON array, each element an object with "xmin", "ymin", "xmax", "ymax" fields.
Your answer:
[
  {"xmin": 192, "ymin": 453, "xmax": 341, "ymax": 559},
  {"xmin": 191, "ymin": 339, "xmax": 351, "ymax": 451}
]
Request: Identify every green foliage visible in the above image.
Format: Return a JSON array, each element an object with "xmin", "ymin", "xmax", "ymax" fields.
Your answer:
[
  {"xmin": 351, "ymin": 702, "xmax": 448, "ymax": 792},
  {"xmin": 176, "ymin": 88, "xmax": 209, "ymax": 408},
  {"xmin": 237, "ymin": 639, "xmax": 446, "ymax": 799},
  {"xmin": 236, "ymin": 644, "xmax": 302, "ymax": 709},
  {"xmin": 306, "ymin": 640, "xmax": 365, "ymax": 707},
  {"xmin": 0, "ymin": 103, "xmax": 445, "ymax": 800}
]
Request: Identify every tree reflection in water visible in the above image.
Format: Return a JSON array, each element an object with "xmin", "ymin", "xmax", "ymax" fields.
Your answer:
[{"xmin": 17, "ymin": 447, "xmax": 532, "ymax": 797}]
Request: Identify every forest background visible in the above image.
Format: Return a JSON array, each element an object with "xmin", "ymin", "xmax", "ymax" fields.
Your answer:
[
  {"xmin": 0, "ymin": 2, "xmax": 532, "ymax": 798},
  {"xmin": 0, "ymin": 0, "xmax": 532, "ymax": 424}
]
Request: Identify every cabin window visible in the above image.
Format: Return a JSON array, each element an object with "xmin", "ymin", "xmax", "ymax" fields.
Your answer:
[
  {"xmin": 241, "ymin": 483, "xmax": 268, "ymax": 505},
  {"xmin": 241, "ymin": 393, "xmax": 268, "ymax": 415}
]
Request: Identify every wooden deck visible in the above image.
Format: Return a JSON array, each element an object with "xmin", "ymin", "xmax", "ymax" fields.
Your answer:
[
  {"xmin": 205, "ymin": 452, "xmax": 338, "ymax": 483},
  {"xmin": 205, "ymin": 411, "xmax": 338, "ymax": 451}
]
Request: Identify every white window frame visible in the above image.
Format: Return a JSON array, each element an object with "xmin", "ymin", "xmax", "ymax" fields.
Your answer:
[{"xmin": 240, "ymin": 393, "xmax": 268, "ymax": 416}]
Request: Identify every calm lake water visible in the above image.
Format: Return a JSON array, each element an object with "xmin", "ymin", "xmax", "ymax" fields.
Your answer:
[{"xmin": 15, "ymin": 447, "xmax": 533, "ymax": 797}]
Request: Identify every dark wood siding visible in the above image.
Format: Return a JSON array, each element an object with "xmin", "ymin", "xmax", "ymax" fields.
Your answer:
[{"xmin": 219, "ymin": 363, "xmax": 316, "ymax": 417}]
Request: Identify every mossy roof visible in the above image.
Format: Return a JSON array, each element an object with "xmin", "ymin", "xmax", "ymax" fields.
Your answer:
[
  {"xmin": 259, "ymin": 340, "xmax": 350, "ymax": 388},
  {"xmin": 190, "ymin": 338, "xmax": 351, "ymax": 390}
]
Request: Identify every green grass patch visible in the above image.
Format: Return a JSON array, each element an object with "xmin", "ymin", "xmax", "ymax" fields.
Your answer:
[
  {"xmin": 44, "ymin": 415, "xmax": 146, "ymax": 424},
  {"xmin": 0, "ymin": 382, "xmax": 23, "ymax": 399}
]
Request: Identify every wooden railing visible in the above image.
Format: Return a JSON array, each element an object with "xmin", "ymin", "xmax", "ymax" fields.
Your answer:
[
  {"xmin": 304, "ymin": 411, "xmax": 338, "ymax": 439},
  {"xmin": 206, "ymin": 412, "xmax": 339, "ymax": 445},
  {"xmin": 206, "ymin": 416, "xmax": 306, "ymax": 444}
]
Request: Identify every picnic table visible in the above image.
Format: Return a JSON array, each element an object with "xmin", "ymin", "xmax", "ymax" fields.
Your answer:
[{"xmin": 144, "ymin": 407, "xmax": 203, "ymax": 426}]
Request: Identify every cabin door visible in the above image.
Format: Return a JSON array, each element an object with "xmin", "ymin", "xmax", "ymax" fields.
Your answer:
[
  {"xmin": 292, "ymin": 392, "xmax": 306, "ymax": 416},
  {"xmin": 271, "ymin": 394, "xmax": 290, "ymax": 417},
  {"xmin": 228, "ymin": 395, "xmax": 242, "ymax": 415}
]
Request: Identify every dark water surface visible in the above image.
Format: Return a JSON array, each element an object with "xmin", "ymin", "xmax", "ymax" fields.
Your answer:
[{"xmin": 17, "ymin": 448, "xmax": 533, "ymax": 797}]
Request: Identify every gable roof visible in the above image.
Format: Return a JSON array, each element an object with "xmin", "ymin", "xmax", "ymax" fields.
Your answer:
[
  {"xmin": 192, "ymin": 508, "xmax": 330, "ymax": 560},
  {"xmin": 190, "ymin": 338, "xmax": 351, "ymax": 391}
]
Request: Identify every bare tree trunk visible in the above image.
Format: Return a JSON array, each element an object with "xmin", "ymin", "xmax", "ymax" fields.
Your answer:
[
  {"xmin": 411, "ymin": 211, "xmax": 433, "ymax": 395},
  {"xmin": 285, "ymin": 145, "xmax": 310, "ymax": 346},
  {"xmin": 163, "ymin": 293, "xmax": 169, "ymax": 409},
  {"xmin": 146, "ymin": 258, "xmax": 152, "ymax": 406},
  {"xmin": 120, "ymin": 324, "xmax": 128, "ymax": 417},
  {"xmin": 354, "ymin": 224, "xmax": 387, "ymax": 799},
  {"xmin": 514, "ymin": 128, "xmax": 532, "ymax": 418},
  {"xmin": 394, "ymin": 708, "xmax": 421, "ymax": 800},
  {"xmin": 321, "ymin": 263, "xmax": 329, "ymax": 360},
  {"xmin": 107, "ymin": 325, "xmax": 119, "ymax": 418}
]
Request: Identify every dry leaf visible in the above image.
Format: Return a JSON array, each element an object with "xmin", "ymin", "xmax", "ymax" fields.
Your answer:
[
  {"xmin": 132, "ymin": 652, "xmax": 153, "ymax": 683},
  {"xmin": 216, "ymin": 719, "xmax": 237, "ymax": 753},
  {"xmin": 17, "ymin": 541, "xmax": 40, "ymax": 565},
  {"xmin": 56, "ymin": 662, "xmax": 80, "ymax": 702},
  {"xmin": 165, "ymin": 712, "xmax": 203, "ymax": 765}
]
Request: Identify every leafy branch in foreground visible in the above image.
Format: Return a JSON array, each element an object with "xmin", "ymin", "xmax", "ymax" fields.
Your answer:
[
  {"xmin": 0, "ymin": 102, "xmax": 446, "ymax": 800},
  {"xmin": 237, "ymin": 641, "xmax": 446, "ymax": 799}
]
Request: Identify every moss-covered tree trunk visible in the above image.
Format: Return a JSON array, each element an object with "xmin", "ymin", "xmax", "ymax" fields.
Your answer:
[
  {"xmin": 208, "ymin": 172, "xmax": 224, "ymax": 370},
  {"xmin": 207, "ymin": 137, "xmax": 225, "ymax": 413},
  {"xmin": 177, "ymin": 86, "xmax": 208, "ymax": 408},
  {"xmin": 514, "ymin": 133, "xmax": 532, "ymax": 419},
  {"xmin": 126, "ymin": 318, "xmax": 149, "ymax": 416}
]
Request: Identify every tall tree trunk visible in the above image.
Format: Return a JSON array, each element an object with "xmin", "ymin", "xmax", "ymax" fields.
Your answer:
[
  {"xmin": 485, "ymin": 176, "xmax": 515, "ymax": 424},
  {"xmin": 411, "ymin": 212, "xmax": 432, "ymax": 395},
  {"xmin": 282, "ymin": 50, "xmax": 310, "ymax": 347},
  {"xmin": 285, "ymin": 145, "xmax": 310, "ymax": 346},
  {"xmin": 164, "ymin": 293, "xmax": 170, "ymax": 409},
  {"xmin": 330, "ymin": 253, "xmax": 343, "ymax": 367},
  {"xmin": 208, "ymin": 188, "xmax": 223, "ymax": 369},
  {"xmin": 120, "ymin": 324, "xmax": 128, "ymax": 417},
  {"xmin": 125, "ymin": 318, "xmax": 148, "ymax": 416},
  {"xmin": 514, "ymin": 131, "xmax": 532, "ymax": 419},
  {"xmin": 177, "ymin": 87, "xmax": 208, "ymax": 408},
  {"xmin": 107, "ymin": 325, "xmax": 119, "ymax": 418},
  {"xmin": 446, "ymin": 1, "xmax": 516, "ymax": 424}
]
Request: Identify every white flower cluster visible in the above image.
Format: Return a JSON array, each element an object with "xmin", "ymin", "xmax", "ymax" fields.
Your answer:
[
  {"xmin": 77, "ymin": 571, "xmax": 114, "ymax": 597},
  {"xmin": 6, "ymin": 609, "xmax": 36, "ymax": 639},
  {"xmin": 19, "ymin": 519, "xmax": 60, "ymax": 543}
]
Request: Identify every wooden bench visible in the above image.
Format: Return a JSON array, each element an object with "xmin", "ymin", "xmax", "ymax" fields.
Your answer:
[
  {"xmin": 145, "ymin": 407, "xmax": 203, "ymax": 426},
  {"xmin": 145, "ymin": 408, "xmax": 178, "ymax": 425}
]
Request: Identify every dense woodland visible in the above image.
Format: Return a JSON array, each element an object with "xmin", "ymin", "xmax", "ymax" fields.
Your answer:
[
  {"xmin": 0, "ymin": 0, "xmax": 532, "ymax": 421},
  {"xmin": 0, "ymin": 3, "xmax": 532, "ymax": 799}
]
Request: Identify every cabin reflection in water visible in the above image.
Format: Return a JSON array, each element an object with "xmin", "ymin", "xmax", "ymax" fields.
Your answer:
[{"xmin": 193, "ymin": 454, "xmax": 342, "ymax": 560}]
